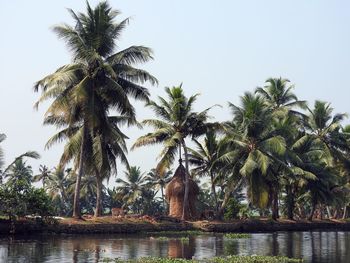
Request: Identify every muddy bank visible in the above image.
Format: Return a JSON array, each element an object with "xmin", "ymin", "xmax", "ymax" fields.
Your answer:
[
  {"xmin": 1, "ymin": 218, "xmax": 350, "ymax": 235},
  {"xmin": 0, "ymin": 219, "xmax": 193, "ymax": 235},
  {"xmin": 194, "ymin": 219, "xmax": 350, "ymax": 232}
]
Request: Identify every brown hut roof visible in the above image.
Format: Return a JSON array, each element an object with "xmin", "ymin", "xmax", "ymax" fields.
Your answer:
[{"xmin": 165, "ymin": 164, "xmax": 199, "ymax": 201}]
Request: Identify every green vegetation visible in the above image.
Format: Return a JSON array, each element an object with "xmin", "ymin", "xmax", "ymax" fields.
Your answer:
[
  {"xmin": 223, "ymin": 233, "xmax": 251, "ymax": 239},
  {"xmin": 101, "ymin": 256, "xmax": 302, "ymax": 263},
  {"xmin": 154, "ymin": 237, "xmax": 169, "ymax": 241},
  {"xmin": 132, "ymin": 85, "xmax": 215, "ymax": 220},
  {"xmin": 33, "ymin": 1, "xmax": 157, "ymax": 218},
  {"xmin": 0, "ymin": 1, "xmax": 350, "ymax": 226},
  {"xmin": 179, "ymin": 237, "xmax": 190, "ymax": 242}
]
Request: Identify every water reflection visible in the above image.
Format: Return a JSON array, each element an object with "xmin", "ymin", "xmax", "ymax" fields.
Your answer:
[{"xmin": 0, "ymin": 231, "xmax": 349, "ymax": 263}]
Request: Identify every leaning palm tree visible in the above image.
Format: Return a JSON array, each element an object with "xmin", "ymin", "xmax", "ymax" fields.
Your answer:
[
  {"xmin": 132, "ymin": 85, "xmax": 213, "ymax": 220},
  {"xmin": 116, "ymin": 166, "xmax": 147, "ymax": 212},
  {"xmin": 146, "ymin": 168, "xmax": 172, "ymax": 212},
  {"xmin": 34, "ymin": 1, "xmax": 157, "ymax": 218},
  {"xmin": 0, "ymin": 134, "xmax": 40, "ymax": 184}
]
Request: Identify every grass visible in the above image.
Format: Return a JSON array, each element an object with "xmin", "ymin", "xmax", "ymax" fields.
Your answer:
[
  {"xmin": 101, "ymin": 256, "xmax": 302, "ymax": 262},
  {"xmin": 223, "ymin": 233, "xmax": 251, "ymax": 239}
]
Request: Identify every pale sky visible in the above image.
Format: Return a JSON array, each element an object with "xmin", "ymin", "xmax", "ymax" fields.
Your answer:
[{"xmin": 1, "ymin": 0, "xmax": 349, "ymax": 184}]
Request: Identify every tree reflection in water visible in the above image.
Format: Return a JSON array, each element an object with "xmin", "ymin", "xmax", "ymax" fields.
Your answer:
[
  {"xmin": 168, "ymin": 238, "xmax": 195, "ymax": 259},
  {"xmin": 1, "ymin": 232, "xmax": 350, "ymax": 263}
]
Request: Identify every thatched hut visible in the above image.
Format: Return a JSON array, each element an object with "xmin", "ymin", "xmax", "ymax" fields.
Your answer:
[{"xmin": 165, "ymin": 163, "xmax": 199, "ymax": 218}]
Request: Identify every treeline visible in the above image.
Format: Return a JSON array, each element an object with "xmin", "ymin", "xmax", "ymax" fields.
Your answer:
[{"xmin": 1, "ymin": 1, "xmax": 349, "ymax": 221}]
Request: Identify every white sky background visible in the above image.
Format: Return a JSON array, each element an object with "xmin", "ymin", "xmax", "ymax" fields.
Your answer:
[{"xmin": 1, "ymin": 0, "xmax": 350, "ymax": 187}]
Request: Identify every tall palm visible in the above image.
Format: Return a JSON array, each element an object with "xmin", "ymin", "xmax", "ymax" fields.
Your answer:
[
  {"xmin": 271, "ymin": 115, "xmax": 318, "ymax": 219},
  {"xmin": 116, "ymin": 166, "xmax": 147, "ymax": 211},
  {"xmin": 146, "ymin": 168, "xmax": 172, "ymax": 212},
  {"xmin": 34, "ymin": 1, "xmax": 157, "ymax": 218},
  {"xmin": 188, "ymin": 130, "xmax": 223, "ymax": 211},
  {"xmin": 33, "ymin": 165, "xmax": 52, "ymax": 188},
  {"xmin": 219, "ymin": 92, "xmax": 286, "ymax": 215},
  {"xmin": 132, "ymin": 85, "xmax": 213, "ymax": 220},
  {"xmin": 255, "ymin": 78, "xmax": 307, "ymax": 219}
]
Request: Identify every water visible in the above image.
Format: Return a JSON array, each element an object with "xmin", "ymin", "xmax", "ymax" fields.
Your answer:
[{"xmin": 0, "ymin": 231, "xmax": 349, "ymax": 262}]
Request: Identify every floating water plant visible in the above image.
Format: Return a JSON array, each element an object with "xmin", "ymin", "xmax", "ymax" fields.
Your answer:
[{"xmin": 223, "ymin": 233, "xmax": 251, "ymax": 239}]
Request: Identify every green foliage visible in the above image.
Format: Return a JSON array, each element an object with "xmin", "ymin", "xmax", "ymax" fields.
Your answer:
[
  {"xmin": 223, "ymin": 233, "xmax": 251, "ymax": 239},
  {"xmin": 26, "ymin": 188, "xmax": 55, "ymax": 217},
  {"xmin": 34, "ymin": 0, "xmax": 157, "ymax": 217},
  {"xmin": 0, "ymin": 184, "xmax": 53, "ymax": 219},
  {"xmin": 211, "ymin": 256, "xmax": 302, "ymax": 263},
  {"xmin": 101, "ymin": 256, "xmax": 302, "ymax": 263},
  {"xmin": 133, "ymin": 85, "xmax": 213, "ymax": 173},
  {"xmin": 224, "ymin": 198, "xmax": 242, "ymax": 220}
]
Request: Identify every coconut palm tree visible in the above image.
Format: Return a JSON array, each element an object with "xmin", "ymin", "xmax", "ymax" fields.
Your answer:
[
  {"xmin": 270, "ymin": 115, "xmax": 316, "ymax": 220},
  {"xmin": 5, "ymin": 159, "xmax": 34, "ymax": 188},
  {"xmin": 219, "ymin": 92, "xmax": 286, "ymax": 217},
  {"xmin": 253, "ymin": 78, "xmax": 308, "ymax": 219},
  {"xmin": 34, "ymin": 1, "xmax": 157, "ymax": 218},
  {"xmin": 116, "ymin": 166, "xmax": 147, "ymax": 212},
  {"xmin": 304, "ymin": 101, "xmax": 349, "ymax": 161},
  {"xmin": 48, "ymin": 115, "xmax": 130, "ymax": 217},
  {"xmin": 146, "ymin": 168, "xmax": 172, "ymax": 212},
  {"xmin": 44, "ymin": 167, "xmax": 74, "ymax": 216},
  {"xmin": 33, "ymin": 165, "xmax": 52, "ymax": 188},
  {"xmin": 187, "ymin": 130, "xmax": 223, "ymax": 211},
  {"xmin": 0, "ymin": 134, "xmax": 40, "ymax": 185},
  {"xmin": 132, "ymin": 85, "xmax": 213, "ymax": 220},
  {"xmin": 255, "ymin": 77, "xmax": 307, "ymax": 116}
]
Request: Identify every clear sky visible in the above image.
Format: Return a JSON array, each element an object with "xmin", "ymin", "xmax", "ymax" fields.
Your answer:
[{"xmin": 1, "ymin": 0, "xmax": 349, "ymax": 183}]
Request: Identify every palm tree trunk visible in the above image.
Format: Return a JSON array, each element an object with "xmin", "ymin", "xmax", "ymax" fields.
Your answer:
[
  {"xmin": 210, "ymin": 171, "xmax": 219, "ymax": 212},
  {"xmin": 271, "ymin": 187, "xmax": 279, "ymax": 221},
  {"xmin": 308, "ymin": 201, "xmax": 316, "ymax": 221},
  {"xmin": 326, "ymin": 206, "xmax": 332, "ymax": 219},
  {"xmin": 181, "ymin": 139, "xmax": 191, "ymax": 221},
  {"xmin": 343, "ymin": 205, "xmax": 348, "ymax": 219},
  {"xmin": 72, "ymin": 126, "xmax": 87, "ymax": 219},
  {"xmin": 94, "ymin": 175, "xmax": 103, "ymax": 217},
  {"xmin": 286, "ymin": 185, "xmax": 295, "ymax": 220},
  {"xmin": 161, "ymin": 186, "xmax": 166, "ymax": 214},
  {"xmin": 218, "ymin": 191, "xmax": 230, "ymax": 219}
]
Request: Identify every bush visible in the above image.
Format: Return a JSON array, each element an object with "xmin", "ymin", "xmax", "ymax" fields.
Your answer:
[
  {"xmin": 0, "ymin": 185, "xmax": 54, "ymax": 220},
  {"xmin": 224, "ymin": 198, "xmax": 242, "ymax": 220},
  {"xmin": 26, "ymin": 188, "xmax": 54, "ymax": 217}
]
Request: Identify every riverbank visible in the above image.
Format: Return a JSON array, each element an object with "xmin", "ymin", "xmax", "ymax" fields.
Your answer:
[{"xmin": 1, "ymin": 217, "xmax": 350, "ymax": 235}]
